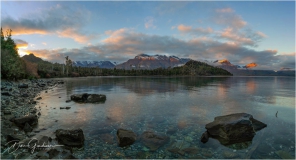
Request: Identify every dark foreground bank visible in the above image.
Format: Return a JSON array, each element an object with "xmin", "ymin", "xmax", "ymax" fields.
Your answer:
[{"xmin": 0, "ymin": 79, "xmax": 80, "ymax": 159}]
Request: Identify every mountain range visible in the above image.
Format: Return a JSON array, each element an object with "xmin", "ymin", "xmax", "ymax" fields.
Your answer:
[
  {"xmin": 21, "ymin": 53, "xmax": 294, "ymax": 76},
  {"xmin": 115, "ymin": 54, "xmax": 191, "ymax": 69},
  {"xmin": 72, "ymin": 54, "xmax": 191, "ymax": 69},
  {"xmin": 72, "ymin": 61, "xmax": 116, "ymax": 69}
]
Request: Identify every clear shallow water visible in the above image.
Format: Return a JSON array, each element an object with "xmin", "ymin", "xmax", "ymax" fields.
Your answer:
[{"xmin": 35, "ymin": 76, "xmax": 295, "ymax": 159}]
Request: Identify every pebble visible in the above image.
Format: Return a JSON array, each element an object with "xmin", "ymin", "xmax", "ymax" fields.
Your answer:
[{"xmin": 4, "ymin": 110, "xmax": 11, "ymax": 115}]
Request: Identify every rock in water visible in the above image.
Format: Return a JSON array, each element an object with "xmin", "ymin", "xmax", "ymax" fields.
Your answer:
[
  {"xmin": 86, "ymin": 94, "xmax": 106, "ymax": 103},
  {"xmin": 70, "ymin": 93, "xmax": 106, "ymax": 103},
  {"xmin": 23, "ymin": 122, "xmax": 33, "ymax": 132},
  {"xmin": 202, "ymin": 113, "xmax": 267, "ymax": 145},
  {"xmin": 55, "ymin": 129, "xmax": 85, "ymax": 147},
  {"xmin": 141, "ymin": 131, "xmax": 170, "ymax": 151},
  {"xmin": 201, "ymin": 131, "xmax": 209, "ymax": 143},
  {"xmin": 116, "ymin": 129, "xmax": 137, "ymax": 147},
  {"xmin": 14, "ymin": 115, "xmax": 38, "ymax": 128}
]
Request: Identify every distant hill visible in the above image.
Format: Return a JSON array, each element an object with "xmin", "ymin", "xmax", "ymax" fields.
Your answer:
[
  {"xmin": 115, "ymin": 54, "xmax": 191, "ymax": 69},
  {"xmin": 72, "ymin": 61, "xmax": 115, "ymax": 69},
  {"xmin": 173, "ymin": 60, "xmax": 233, "ymax": 76},
  {"xmin": 22, "ymin": 53, "xmax": 44, "ymax": 63},
  {"xmin": 220, "ymin": 67, "xmax": 295, "ymax": 76}
]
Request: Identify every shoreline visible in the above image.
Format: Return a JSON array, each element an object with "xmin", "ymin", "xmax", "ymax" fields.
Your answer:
[{"xmin": 0, "ymin": 79, "xmax": 73, "ymax": 159}]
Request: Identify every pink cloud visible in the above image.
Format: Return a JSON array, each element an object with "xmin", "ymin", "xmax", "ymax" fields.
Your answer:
[
  {"xmin": 256, "ymin": 31, "xmax": 267, "ymax": 38},
  {"xmin": 216, "ymin": 8, "xmax": 234, "ymax": 13},
  {"xmin": 177, "ymin": 24, "xmax": 213, "ymax": 34},
  {"xmin": 214, "ymin": 9, "xmax": 247, "ymax": 30},
  {"xmin": 219, "ymin": 27, "xmax": 254, "ymax": 45},
  {"xmin": 177, "ymin": 24, "xmax": 192, "ymax": 32}
]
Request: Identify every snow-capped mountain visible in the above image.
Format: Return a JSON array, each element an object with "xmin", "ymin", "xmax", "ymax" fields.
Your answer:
[
  {"xmin": 72, "ymin": 61, "xmax": 116, "ymax": 69},
  {"xmin": 115, "ymin": 54, "xmax": 191, "ymax": 69}
]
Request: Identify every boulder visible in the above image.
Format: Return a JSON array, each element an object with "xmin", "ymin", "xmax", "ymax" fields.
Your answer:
[
  {"xmin": 200, "ymin": 131, "xmax": 209, "ymax": 143},
  {"xmin": 23, "ymin": 122, "xmax": 33, "ymax": 132},
  {"xmin": 70, "ymin": 93, "xmax": 88, "ymax": 102},
  {"xmin": 141, "ymin": 131, "xmax": 170, "ymax": 151},
  {"xmin": 70, "ymin": 93, "xmax": 106, "ymax": 103},
  {"xmin": 18, "ymin": 84, "xmax": 28, "ymax": 88},
  {"xmin": 14, "ymin": 115, "xmax": 38, "ymax": 128},
  {"xmin": 55, "ymin": 128, "xmax": 85, "ymax": 147},
  {"xmin": 202, "ymin": 113, "xmax": 267, "ymax": 145},
  {"xmin": 116, "ymin": 129, "xmax": 137, "ymax": 147}
]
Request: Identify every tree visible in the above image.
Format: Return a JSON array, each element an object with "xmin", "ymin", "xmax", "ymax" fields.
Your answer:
[
  {"xmin": 1, "ymin": 28, "xmax": 27, "ymax": 80},
  {"xmin": 65, "ymin": 56, "xmax": 72, "ymax": 76}
]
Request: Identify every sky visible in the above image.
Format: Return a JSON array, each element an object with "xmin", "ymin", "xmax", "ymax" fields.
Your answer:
[{"xmin": 1, "ymin": 1, "xmax": 295, "ymax": 70}]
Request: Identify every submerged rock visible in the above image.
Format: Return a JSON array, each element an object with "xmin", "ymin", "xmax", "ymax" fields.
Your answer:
[
  {"xmin": 70, "ymin": 93, "xmax": 106, "ymax": 103},
  {"xmin": 116, "ymin": 129, "xmax": 137, "ymax": 147},
  {"xmin": 182, "ymin": 147, "xmax": 199, "ymax": 155},
  {"xmin": 202, "ymin": 113, "xmax": 267, "ymax": 146},
  {"xmin": 55, "ymin": 128, "xmax": 85, "ymax": 147},
  {"xmin": 201, "ymin": 131, "xmax": 209, "ymax": 143},
  {"xmin": 141, "ymin": 131, "xmax": 170, "ymax": 151},
  {"xmin": 275, "ymin": 150, "xmax": 294, "ymax": 159}
]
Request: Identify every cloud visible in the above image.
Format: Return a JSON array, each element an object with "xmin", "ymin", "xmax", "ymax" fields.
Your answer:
[
  {"xmin": 23, "ymin": 28, "xmax": 293, "ymax": 70},
  {"xmin": 216, "ymin": 8, "xmax": 234, "ymax": 13},
  {"xmin": 256, "ymin": 31, "xmax": 267, "ymax": 38},
  {"xmin": 145, "ymin": 17, "xmax": 156, "ymax": 29},
  {"xmin": 218, "ymin": 27, "xmax": 255, "ymax": 46},
  {"xmin": 177, "ymin": 24, "xmax": 213, "ymax": 34},
  {"xmin": 155, "ymin": 2, "xmax": 189, "ymax": 15},
  {"xmin": 177, "ymin": 24, "xmax": 192, "ymax": 32},
  {"xmin": 14, "ymin": 39, "xmax": 28, "ymax": 48},
  {"xmin": 214, "ymin": 8, "xmax": 247, "ymax": 30},
  {"xmin": 1, "ymin": 4, "xmax": 96, "ymax": 43}
]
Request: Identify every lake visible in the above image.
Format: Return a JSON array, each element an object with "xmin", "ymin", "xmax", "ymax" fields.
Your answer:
[{"xmin": 35, "ymin": 76, "xmax": 295, "ymax": 159}]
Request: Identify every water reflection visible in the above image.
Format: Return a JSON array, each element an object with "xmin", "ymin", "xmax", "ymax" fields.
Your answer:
[
  {"xmin": 63, "ymin": 76, "xmax": 230, "ymax": 96},
  {"xmin": 35, "ymin": 76, "xmax": 295, "ymax": 159}
]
